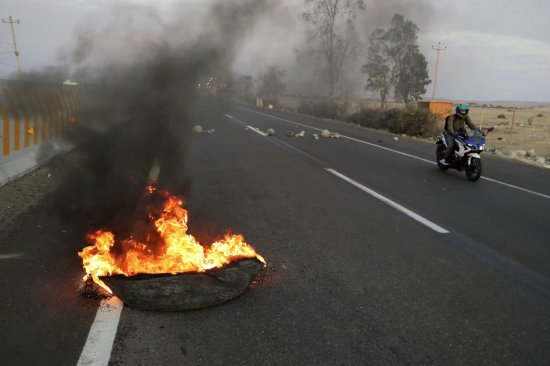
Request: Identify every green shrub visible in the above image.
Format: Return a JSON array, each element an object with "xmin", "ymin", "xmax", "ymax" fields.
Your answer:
[
  {"xmin": 537, "ymin": 113, "xmax": 544, "ymax": 117},
  {"xmin": 347, "ymin": 108, "xmax": 392, "ymax": 130},
  {"xmin": 497, "ymin": 114, "xmax": 506, "ymax": 119},
  {"xmin": 392, "ymin": 106, "xmax": 439, "ymax": 137}
]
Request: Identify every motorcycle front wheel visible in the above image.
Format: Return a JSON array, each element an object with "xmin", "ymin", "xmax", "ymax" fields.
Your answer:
[{"xmin": 465, "ymin": 157, "xmax": 482, "ymax": 182}]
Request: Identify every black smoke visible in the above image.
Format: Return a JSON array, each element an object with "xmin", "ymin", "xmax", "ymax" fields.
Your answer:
[{"xmin": 44, "ymin": 0, "xmax": 276, "ymax": 233}]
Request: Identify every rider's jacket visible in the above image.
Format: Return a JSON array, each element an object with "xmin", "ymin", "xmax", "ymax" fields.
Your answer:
[{"xmin": 445, "ymin": 114, "xmax": 478, "ymax": 135}]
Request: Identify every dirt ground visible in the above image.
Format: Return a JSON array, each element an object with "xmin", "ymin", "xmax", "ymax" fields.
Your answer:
[
  {"xmin": 275, "ymin": 96, "xmax": 550, "ymax": 158},
  {"xmin": 469, "ymin": 106, "xmax": 550, "ymax": 157},
  {"xmin": 0, "ymin": 152, "xmax": 74, "ymax": 235}
]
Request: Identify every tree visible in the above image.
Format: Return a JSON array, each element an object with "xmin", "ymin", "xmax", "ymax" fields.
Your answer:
[
  {"xmin": 361, "ymin": 14, "xmax": 431, "ymax": 106},
  {"xmin": 238, "ymin": 74, "xmax": 255, "ymax": 95},
  {"xmin": 395, "ymin": 46, "xmax": 430, "ymax": 103},
  {"xmin": 362, "ymin": 29, "xmax": 391, "ymax": 109},
  {"xmin": 385, "ymin": 14, "xmax": 430, "ymax": 104},
  {"xmin": 258, "ymin": 66, "xmax": 286, "ymax": 102},
  {"xmin": 303, "ymin": 0, "xmax": 365, "ymax": 98}
]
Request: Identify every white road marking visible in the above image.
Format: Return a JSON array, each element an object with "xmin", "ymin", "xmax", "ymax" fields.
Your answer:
[
  {"xmin": 227, "ymin": 111, "xmax": 448, "ymax": 233},
  {"xmin": 241, "ymin": 108, "xmax": 434, "ymax": 164},
  {"xmin": 225, "ymin": 113, "xmax": 269, "ymax": 136},
  {"xmin": 246, "ymin": 125, "xmax": 268, "ymax": 137},
  {"xmin": 79, "ymin": 155, "xmax": 167, "ymax": 365},
  {"xmin": 0, "ymin": 253, "xmax": 24, "ymax": 260},
  {"xmin": 241, "ymin": 107, "xmax": 550, "ymax": 200},
  {"xmin": 326, "ymin": 168, "xmax": 450, "ymax": 234},
  {"xmin": 148, "ymin": 157, "xmax": 161, "ymax": 182},
  {"xmin": 480, "ymin": 176, "xmax": 550, "ymax": 200},
  {"xmin": 77, "ymin": 296, "xmax": 123, "ymax": 366}
]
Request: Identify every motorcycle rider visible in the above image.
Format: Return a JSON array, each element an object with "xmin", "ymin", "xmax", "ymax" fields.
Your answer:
[{"xmin": 440, "ymin": 104, "xmax": 478, "ymax": 165}]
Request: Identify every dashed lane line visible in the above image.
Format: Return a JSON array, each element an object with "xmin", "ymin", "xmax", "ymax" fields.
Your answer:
[
  {"xmin": 77, "ymin": 296, "xmax": 123, "ymax": 366},
  {"xmin": 326, "ymin": 168, "xmax": 450, "ymax": 234},
  {"xmin": 226, "ymin": 113, "xmax": 449, "ymax": 234},
  {"xmin": 0, "ymin": 253, "xmax": 24, "ymax": 259},
  {"xmin": 239, "ymin": 107, "xmax": 550, "ymax": 201}
]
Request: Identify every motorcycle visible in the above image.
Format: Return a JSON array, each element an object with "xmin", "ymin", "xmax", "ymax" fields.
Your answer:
[{"xmin": 435, "ymin": 127, "xmax": 494, "ymax": 182}]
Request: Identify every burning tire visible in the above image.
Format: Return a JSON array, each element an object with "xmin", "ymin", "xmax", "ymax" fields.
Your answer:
[
  {"xmin": 101, "ymin": 258, "xmax": 263, "ymax": 311},
  {"xmin": 78, "ymin": 185, "xmax": 266, "ymax": 310}
]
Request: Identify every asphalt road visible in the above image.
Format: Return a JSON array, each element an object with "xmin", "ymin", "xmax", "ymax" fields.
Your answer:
[{"xmin": 1, "ymin": 98, "xmax": 550, "ymax": 365}]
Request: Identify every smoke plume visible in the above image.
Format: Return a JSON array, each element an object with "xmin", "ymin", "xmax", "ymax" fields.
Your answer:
[{"xmin": 45, "ymin": 0, "xmax": 276, "ymax": 232}]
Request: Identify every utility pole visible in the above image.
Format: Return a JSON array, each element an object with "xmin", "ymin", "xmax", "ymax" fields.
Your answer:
[
  {"xmin": 431, "ymin": 42, "xmax": 447, "ymax": 101},
  {"xmin": 2, "ymin": 16, "xmax": 22, "ymax": 78}
]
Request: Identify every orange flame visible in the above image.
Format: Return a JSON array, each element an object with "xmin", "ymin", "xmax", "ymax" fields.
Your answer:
[{"xmin": 78, "ymin": 186, "xmax": 265, "ymax": 293}]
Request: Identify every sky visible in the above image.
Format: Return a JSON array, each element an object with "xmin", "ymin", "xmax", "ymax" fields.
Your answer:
[{"xmin": 1, "ymin": 0, "xmax": 549, "ymax": 102}]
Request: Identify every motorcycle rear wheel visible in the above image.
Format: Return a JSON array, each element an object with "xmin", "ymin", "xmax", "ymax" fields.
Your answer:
[{"xmin": 465, "ymin": 157, "xmax": 482, "ymax": 181}]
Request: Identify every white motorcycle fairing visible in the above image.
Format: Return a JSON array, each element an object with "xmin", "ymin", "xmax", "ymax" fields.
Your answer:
[{"xmin": 454, "ymin": 138, "xmax": 471, "ymax": 158}]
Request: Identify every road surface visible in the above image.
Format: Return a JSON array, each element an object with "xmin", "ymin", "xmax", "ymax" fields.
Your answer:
[{"xmin": 1, "ymin": 98, "xmax": 549, "ymax": 365}]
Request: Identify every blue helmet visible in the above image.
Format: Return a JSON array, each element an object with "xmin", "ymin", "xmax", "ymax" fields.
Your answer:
[{"xmin": 456, "ymin": 103, "xmax": 470, "ymax": 115}]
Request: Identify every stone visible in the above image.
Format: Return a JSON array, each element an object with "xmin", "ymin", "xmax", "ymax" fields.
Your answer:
[
  {"xmin": 193, "ymin": 125, "xmax": 203, "ymax": 133},
  {"xmin": 286, "ymin": 130, "xmax": 295, "ymax": 137},
  {"xmin": 267, "ymin": 128, "xmax": 275, "ymax": 136},
  {"xmin": 527, "ymin": 148, "xmax": 536, "ymax": 157},
  {"xmin": 101, "ymin": 258, "xmax": 264, "ymax": 311},
  {"xmin": 514, "ymin": 150, "xmax": 527, "ymax": 157},
  {"xmin": 321, "ymin": 129, "xmax": 331, "ymax": 138}
]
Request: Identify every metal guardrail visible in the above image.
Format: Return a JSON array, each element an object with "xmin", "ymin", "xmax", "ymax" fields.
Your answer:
[{"xmin": 0, "ymin": 79, "xmax": 84, "ymax": 158}]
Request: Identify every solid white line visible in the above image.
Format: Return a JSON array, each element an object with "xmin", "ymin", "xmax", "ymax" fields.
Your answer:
[
  {"xmin": 77, "ymin": 296, "xmax": 123, "ymax": 366},
  {"xmin": 326, "ymin": 168, "xmax": 450, "ymax": 234},
  {"xmin": 242, "ymin": 107, "xmax": 550, "ymax": 200},
  {"xmin": 480, "ymin": 176, "xmax": 550, "ymax": 200}
]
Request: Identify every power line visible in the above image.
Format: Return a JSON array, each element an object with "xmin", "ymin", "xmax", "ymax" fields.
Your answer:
[
  {"xmin": 431, "ymin": 42, "xmax": 447, "ymax": 101},
  {"xmin": 1, "ymin": 16, "xmax": 21, "ymax": 77}
]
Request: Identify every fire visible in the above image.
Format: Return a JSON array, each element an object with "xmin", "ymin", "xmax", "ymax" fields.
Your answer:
[{"xmin": 79, "ymin": 186, "xmax": 265, "ymax": 293}]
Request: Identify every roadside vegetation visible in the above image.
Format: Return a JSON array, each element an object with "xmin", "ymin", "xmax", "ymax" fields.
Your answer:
[
  {"xmin": 346, "ymin": 106, "xmax": 438, "ymax": 137},
  {"xmin": 295, "ymin": 99, "xmax": 438, "ymax": 137}
]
